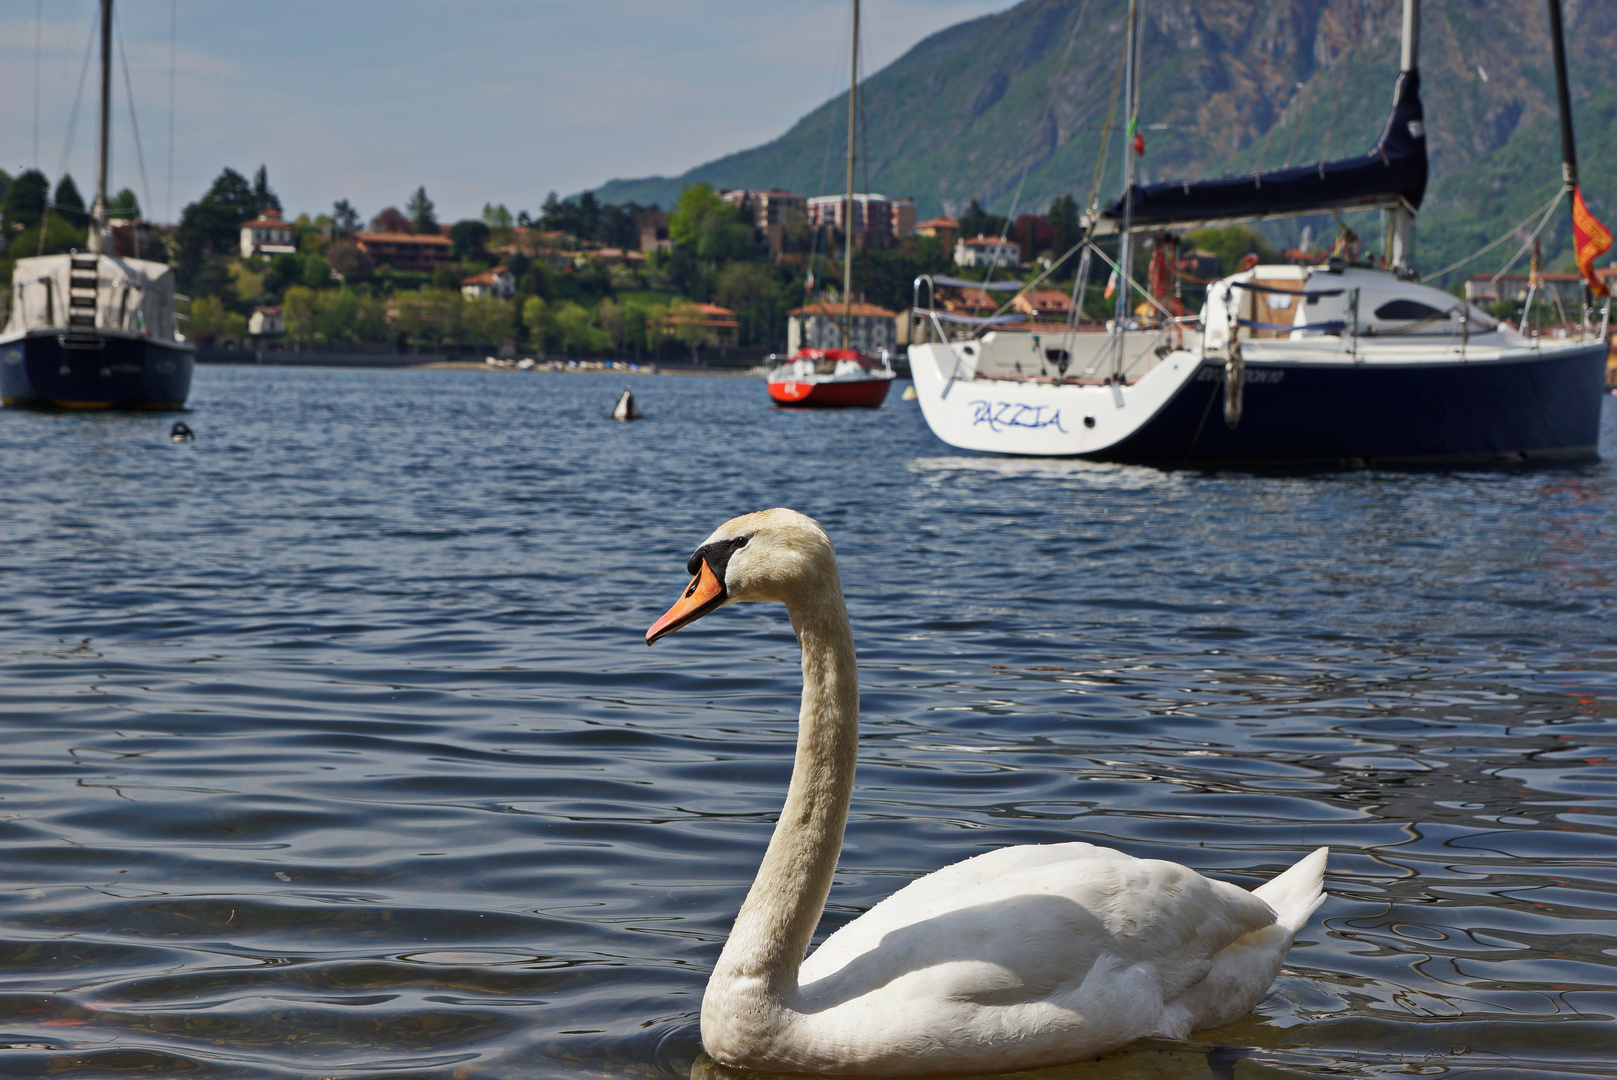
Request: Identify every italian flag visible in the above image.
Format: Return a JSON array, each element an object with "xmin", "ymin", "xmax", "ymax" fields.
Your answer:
[{"xmin": 1573, "ymin": 186, "xmax": 1612, "ymax": 297}]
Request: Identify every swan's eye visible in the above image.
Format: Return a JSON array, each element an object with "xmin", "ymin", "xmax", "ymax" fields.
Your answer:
[{"xmin": 687, "ymin": 536, "xmax": 750, "ymax": 585}]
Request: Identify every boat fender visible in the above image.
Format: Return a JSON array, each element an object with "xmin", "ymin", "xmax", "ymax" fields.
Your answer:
[
  {"xmin": 612, "ymin": 388, "xmax": 643, "ymax": 422},
  {"xmin": 170, "ymin": 421, "xmax": 195, "ymax": 442},
  {"xmin": 901, "ymin": 385, "xmax": 918, "ymax": 401},
  {"xmin": 1224, "ymin": 340, "xmax": 1245, "ymax": 429}
]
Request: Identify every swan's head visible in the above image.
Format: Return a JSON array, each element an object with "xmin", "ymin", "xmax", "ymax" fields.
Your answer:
[{"xmin": 646, "ymin": 508, "xmax": 837, "ymax": 644}]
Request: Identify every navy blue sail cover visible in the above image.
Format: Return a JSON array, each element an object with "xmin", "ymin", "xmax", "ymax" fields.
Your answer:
[{"xmin": 1102, "ymin": 70, "xmax": 1427, "ymax": 230}]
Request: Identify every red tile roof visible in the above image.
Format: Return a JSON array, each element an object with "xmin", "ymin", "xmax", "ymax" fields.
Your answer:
[{"xmin": 787, "ymin": 300, "xmax": 900, "ymax": 318}]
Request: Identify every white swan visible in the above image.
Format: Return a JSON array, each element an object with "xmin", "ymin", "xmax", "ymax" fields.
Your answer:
[{"xmin": 647, "ymin": 508, "xmax": 1327, "ymax": 1076}]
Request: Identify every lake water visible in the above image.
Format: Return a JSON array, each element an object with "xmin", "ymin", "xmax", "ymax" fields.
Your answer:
[{"xmin": 2, "ymin": 365, "xmax": 1615, "ymax": 1080}]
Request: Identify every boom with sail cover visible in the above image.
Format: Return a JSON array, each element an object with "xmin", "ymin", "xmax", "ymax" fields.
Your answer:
[{"xmin": 1095, "ymin": 69, "xmax": 1428, "ymax": 234}]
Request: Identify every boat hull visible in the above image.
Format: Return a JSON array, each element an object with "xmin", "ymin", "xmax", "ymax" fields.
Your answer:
[
  {"xmin": 909, "ymin": 341, "xmax": 1606, "ymax": 466},
  {"xmin": 768, "ymin": 377, "xmax": 893, "ymax": 409},
  {"xmin": 0, "ymin": 330, "xmax": 195, "ymax": 409}
]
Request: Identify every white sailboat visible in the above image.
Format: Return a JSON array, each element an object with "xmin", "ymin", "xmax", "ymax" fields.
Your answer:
[
  {"xmin": 1, "ymin": 0, "xmax": 195, "ymax": 410},
  {"xmin": 906, "ymin": 0, "xmax": 1608, "ymax": 465}
]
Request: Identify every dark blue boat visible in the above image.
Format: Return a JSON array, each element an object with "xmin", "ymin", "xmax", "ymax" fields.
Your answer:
[{"xmin": 1, "ymin": 253, "xmax": 195, "ymax": 410}]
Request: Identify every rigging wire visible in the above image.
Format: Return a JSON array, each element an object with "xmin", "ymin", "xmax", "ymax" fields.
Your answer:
[
  {"xmin": 807, "ymin": 3, "xmax": 854, "ymax": 306},
  {"xmin": 1423, "ymin": 186, "xmax": 1564, "ymax": 282},
  {"xmin": 33, "ymin": 0, "xmax": 42, "ymax": 168},
  {"xmin": 168, "ymin": 0, "xmax": 177, "ymax": 221},
  {"xmin": 58, "ymin": 4, "xmax": 99, "ymax": 183},
  {"xmin": 116, "ymin": 7, "xmax": 155, "ymax": 222},
  {"xmin": 1487, "ymin": 188, "xmax": 1567, "ymax": 286},
  {"xmin": 983, "ymin": 0, "xmax": 1092, "ymax": 290}
]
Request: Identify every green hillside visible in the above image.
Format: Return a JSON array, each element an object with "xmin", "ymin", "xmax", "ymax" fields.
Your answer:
[{"xmin": 593, "ymin": 0, "xmax": 1617, "ymax": 281}]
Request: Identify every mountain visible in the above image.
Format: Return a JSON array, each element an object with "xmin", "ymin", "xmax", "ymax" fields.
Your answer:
[{"xmin": 592, "ymin": 0, "xmax": 1617, "ymax": 279}]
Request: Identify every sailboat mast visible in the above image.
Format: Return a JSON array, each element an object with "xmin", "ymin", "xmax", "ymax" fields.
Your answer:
[
  {"xmin": 1389, "ymin": 0, "xmax": 1419, "ymax": 270},
  {"xmin": 1111, "ymin": 0, "xmax": 1139, "ymax": 364},
  {"xmin": 842, "ymin": 0, "xmax": 859, "ymax": 349},
  {"xmin": 92, "ymin": 0, "xmax": 112, "ymax": 253},
  {"xmin": 1546, "ymin": 0, "xmax": 1577, "ymax": 189}
]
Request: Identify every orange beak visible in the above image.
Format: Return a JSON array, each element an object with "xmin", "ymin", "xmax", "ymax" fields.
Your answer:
[{"xmin": 646, "ymin": 559, "xmax": 726, "ymax": 645}]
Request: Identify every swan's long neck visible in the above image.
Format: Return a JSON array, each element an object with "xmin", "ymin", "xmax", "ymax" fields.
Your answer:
[{"xmin": 710, "ymin": 582, "xmax": 858, "ymax": 1002}]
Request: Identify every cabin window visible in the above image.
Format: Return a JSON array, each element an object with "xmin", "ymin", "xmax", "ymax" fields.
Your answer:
[{"xmin": 1374, "ymin": 299, "xmax": 1447, "ymax": 321}]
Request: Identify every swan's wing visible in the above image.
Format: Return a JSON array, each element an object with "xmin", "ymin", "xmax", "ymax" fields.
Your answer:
[{"xmin": 800, "ymin": 842, "xmax": 1278, "ymax": 1006}]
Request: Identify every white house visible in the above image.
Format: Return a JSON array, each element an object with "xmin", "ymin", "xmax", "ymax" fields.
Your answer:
[
  {"xmin": 248, "ymin": 305, "xmax": 284, "ymax": 336},
  {"xmin": 953, "ymin": 234, "xmax": 1021, "ymax": 269},
  {"xmin": 787, "ymin": 300, "xmax": 901, "ymax": 355},
  {"xmin": 240, "ymin": 209, "xmax": 298, "ymax": 259},
  {"xmin": 461, "ymin": 265, "xmax": 517, "ymax": 300}
]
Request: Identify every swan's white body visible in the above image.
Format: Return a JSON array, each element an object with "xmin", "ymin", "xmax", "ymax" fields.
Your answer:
[{"xmin": 648, "ymin": 509, "xmax": 1327, "ymax": 1075}]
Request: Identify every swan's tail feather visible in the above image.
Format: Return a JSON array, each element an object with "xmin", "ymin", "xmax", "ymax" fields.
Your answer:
[{"xmin": 1252, "ymin": 847, "xmax": 1328, "ymax": 932}]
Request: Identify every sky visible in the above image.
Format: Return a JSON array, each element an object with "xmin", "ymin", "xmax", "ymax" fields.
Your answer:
[{"xmin": 0, "ymin": 0, "xmax": 1018, "ymax": 226}]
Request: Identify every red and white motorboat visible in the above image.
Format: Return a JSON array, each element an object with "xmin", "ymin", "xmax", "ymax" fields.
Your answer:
[{"xmin": 765, "ymin": 348, "xmax": 896, "ymax": 408}]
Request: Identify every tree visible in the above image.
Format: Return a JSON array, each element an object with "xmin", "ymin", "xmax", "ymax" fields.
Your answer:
[
  {"xmin": 282, "ymin": 285, "xmax": 319, "ymax": 339},
  {"xmin": 176, "ymin": 168, "xmax": 257, "ymax": 289},
  {"xmin": 107, "ymin": 188, "xmax": 141, "ymax": 220},
  {"xmin": 302, "ymin": 254, "xmax": 332, "ymax": 289},
  {"xmin": 449, "ymin": 219, "xmax": 491, "ymax": 260},
  {"xmin": 521, "ymin": 295, "xmax": 551, "ymax": 352},
  {"xmin": 714, "ymin": 261, "xmax": 782, "ymax": 347},
  {"xmin": 331, "ymin": 199, "xmax": 361, "ymax": 237},
  {"xmin": 52, "ymin": 175, "xmax": 87, "ymax": 226},
  {"xmin": 370, "ymin": 206, "xmax": 411, "ymax": 233},
  {"xmin": 251, "ymin": 165, "xmax": 281, "ymax": 214},
  {"xmin": 462, "ymin": 296, "xmax": 515, "ymax": 346},
  {"xmin": 1047, "ymin": 194, "xmax": 1080, "ymax": 257},
  {"xmin": 596, "ymin": 298, "xmax": 625, "ymax": 355},
  {"xmin": 576, "ymin": 191, "xmax": 601, "ymax": 242},
  {"xmin": 539, "ymin": 191, "xmax": 566, "ymax": 232},
  {"xmin": 406, "ymin": 186, "xmax": 437, "ymax": 234},
  {"xmin": 327, "ymin": 240, "xmax": 374, "ymax": 280},
  {"xmin": 1, "ymin": 169, "xmax": 49, "ymax": 230},
  {"xmin": 668, "ymin": 300, "xmax": 709, "ymax": 363},
  {"xmin": 481, "ymin": 203, "xmax": 513, "ymax": 230},
  {"xmin": 1187, "ymin": 225, "xmax": 1276, "ymax": 275},
  {"xmin": 552, "ymin": 300, "xmax": 606, "ymax": 356},
  {"xmin": 669, "ymin": 183, "xmax": 751, "ymax": 261},
  {"xmin": 958, "ymin": 198, "xmax": 1005, "ymax": 241}
]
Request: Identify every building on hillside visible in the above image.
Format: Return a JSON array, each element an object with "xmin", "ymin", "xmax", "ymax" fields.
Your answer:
[
  {"xmin": 582, "ymin": 248, "xmax": 647, "ymax": 269},
  {"xmin": 942, "ymin": 288, "xmax": 997, "ymax": 316},
  {"xmin": 1012, "ymin": 289, "xmax": 1074, "ymax": 322},
  {"xmin": 461, "ymin": 266, "xmax": 517, "ymax": 300},
  {"xmin": 915, "ymin": 215, "xmax": 959, "ymax": 250},
  {"xmin": 240, "ymin": 208, "xmax": 298, "ymax": 259},
  {"xmin": 806, "ymin": 194, "xmax": 917, "ymax": 249},
  {"xmin": 787, "ymin": 300, "xmax": 901, "ymax": 355},
  {"xmin": 719, "ymin": 188, "xmax": 808, "ymax": 257},
  {"xmin": 248, "ymin": 305, "xmax": 284, "ymax": 336},
  {"xmin": 667, "ymin": 302, "xmax": 740, "ymax": 352},
  {"xmin": 640, "ymin": 210, "xmax": 671, "ymax": 252},
  {"xmin": 355, "ymin": 231, "xmax": 454, "ymax": 271},
  {"xmin": 954, "ymin": 234, "xmax": 1022, "ymax": 269}
]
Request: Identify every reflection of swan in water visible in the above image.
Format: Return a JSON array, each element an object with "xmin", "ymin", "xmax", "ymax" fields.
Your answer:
[{"xmin": 647, "ymin": 508, "xmax": 1327, "ymax": 1076}]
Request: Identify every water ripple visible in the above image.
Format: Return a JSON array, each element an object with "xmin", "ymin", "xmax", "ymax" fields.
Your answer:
[{"xmin": 0, "ymin": 368, "xmax": 1614, "ymax": 1077}]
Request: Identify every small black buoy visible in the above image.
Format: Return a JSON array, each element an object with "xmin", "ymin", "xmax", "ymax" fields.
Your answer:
[
  {"xmin": 170, "ymin": 421, "xmax": 195, "ymax": 442},
  {"xmin": 611, "ymin": 388, "xmax": 643, "ymax": 422}
]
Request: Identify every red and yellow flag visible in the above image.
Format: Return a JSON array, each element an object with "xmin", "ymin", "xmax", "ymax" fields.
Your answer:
[{"xmin": 1573, "ymin": 185, "xmax": 1612, "ymax": 297}]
